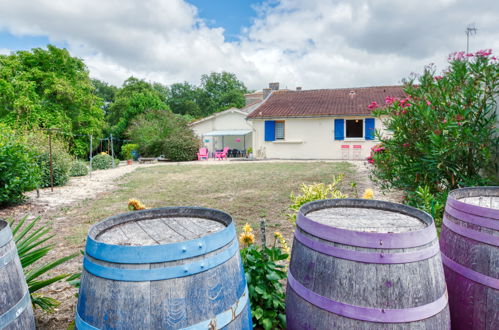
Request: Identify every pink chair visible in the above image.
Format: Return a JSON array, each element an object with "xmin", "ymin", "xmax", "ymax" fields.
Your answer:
[
  {"xmin": 353, "ymin": 145, "xmax": 362, "ymax": 160},
  {"xmin": 341, "ymin": 145, "xmax": 350, "ymax": 160},
  {"xmin": 215, "ymin": 147, "xmax": 229, "ymax": 160},
  {"xmin": 197, "ymin": 148, "xmax": 209, "ymax": 160}
]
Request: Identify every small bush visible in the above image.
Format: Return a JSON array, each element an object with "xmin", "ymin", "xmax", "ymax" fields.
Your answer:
[
  {"xmin": 0, "ymin": 125, "xmax": 40, "ymax": 205},
  {"xmin": 38, "ymin": 151, "xmax": 71, "ymax": 188},
  {"xmin": 121, "ymin": 143, "xmax": 139, "ymax": 160},
  {"xmin": 239, "ymin": 224, "xmax": 288, "ymax": 330},
  {"xmin": 69, "ymin": 160, "xmax": 89, "ymax": 177},
  {"xmin": 405, "ymin": 186, "xmax": 447, "ymax": 230},
  {"xmin": 92, "ymin": 153, "xmax": 113, "ymax": 170}
]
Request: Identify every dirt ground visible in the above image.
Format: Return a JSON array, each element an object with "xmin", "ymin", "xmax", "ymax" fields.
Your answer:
[{"xmin": 0, "ymin": 159, "xmax": 402, "ymax": 329}]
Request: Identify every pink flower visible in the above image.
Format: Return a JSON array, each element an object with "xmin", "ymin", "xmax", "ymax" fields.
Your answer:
[
  {"xmin": 403, "ymin": 143, "xmax": 410, "ymax": 148},
  {"xmin": 434, "ymin": 76, "xmax": 443, "ymax": 81},
  {"xmin": 385, "ymin": 96, "xmax": 395, "ymax": 104},
  {"xmin": 466, "ymin": 53, "xmax": 474, "ymax": 57},
  {"xmin": 400, "ymin": 98, "xmax": 411, "ymax": 108},
  {"xmin": 456, "ymin": 114, "xmax": 464, "ymax": 121},
  {"xmin": 492, "ymin": 56, "xmax": 497, "ymax": 61},
  {"xmin": 426, "ymin": 100, "xmax": 431, "ymax": 106},
  {"xmin": 401, "ymin": 110, "xmax": 407, "ymax": 114},
  {"xmin": 458, "ymin": 122, "xmax": 462, "ymax": 126},
  {"xmin": 442, "ymin": 119, "xmax": 447, "ymax": 124},
  {"xmin": 368, "ymin": 101, "xmax": 379, "ymax": 109},
  {"xmin": 475, "ymin": 49, "xmax": 493, "ymax": 57}
]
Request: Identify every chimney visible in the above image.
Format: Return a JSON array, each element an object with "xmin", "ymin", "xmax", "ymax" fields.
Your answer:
[
  {"xmin": 263, "ymin": 88, "xmax": 272, "ymax": 99},
  {"xmin": 269, "ymin": 82, "xmax": 279, "ymax": 91},
  {"xmin": 296, "ymin": 87, "xmax": 302, "ymax": 91}
]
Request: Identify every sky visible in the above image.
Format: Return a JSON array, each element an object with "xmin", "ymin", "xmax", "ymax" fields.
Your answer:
[{"xmin": 0, "ymin": 0, "xmax": 497, "ymax": 90}]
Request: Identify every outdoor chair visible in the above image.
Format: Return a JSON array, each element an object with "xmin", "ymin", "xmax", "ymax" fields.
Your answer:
[
  {"xmin": 353, "ymin": 145, "xmax": 362, "ymax": 160},
  {"xmin": 215, "ymin": 147, "xmax": 229, "ymax": 160},
  {"xmin": 341, "ymin": 145, "xmax": 350, "ymax": 160},
  {"xmin": 197, "ymin": 148, "xmax": 209, "ymax": 160}
]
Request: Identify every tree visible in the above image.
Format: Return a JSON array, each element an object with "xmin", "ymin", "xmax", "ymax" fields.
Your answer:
[
  {"xmin": 127, "ymin": 109, "xmax": 199, "ymax": 161},
  {"xmin": 107, "ymin": 77, "xmax": 169, "ymax": 140},
  {"xmin": 0, "ymin": 45, "xmax": 106, "ymax": 158},
  {"xmin": 167, "ymin": 82, "xmax": 202, "ymax": 117},
  {"xmin": 91, "ymin": 78, "xmax": 118, "ymax": 111},
  {"xmin": 198, "ymin": 72, "xmax": 249, "ymax": 116}
]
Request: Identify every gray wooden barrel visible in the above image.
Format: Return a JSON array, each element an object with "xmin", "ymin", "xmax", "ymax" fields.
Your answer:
[
  {"xmin": 0, "ymin": 220, "xmax": 36, "ymax": 330},
  {"xmin": 286, "ymin": 199, "xmax": 450, "ymax": 329},
  {"xmin": 76, "ymin": 207, "xmax": 252, "ymax": 329},
  {"xmin": 440, "ymin": 187, "xmax": 498, "ymax": 330}
]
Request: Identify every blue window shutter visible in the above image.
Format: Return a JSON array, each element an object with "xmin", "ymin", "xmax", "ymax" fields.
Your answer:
[
  {"xmin": 264, "ymin": 121, "xmax": 276, "ymax": 141},
  {"xmin": 334, "ymin": 119, "xmax": 344, "ymax": 140},
  {"xmin": 365, "ymin": 118, "xmax": 375, "ymax": 140}
]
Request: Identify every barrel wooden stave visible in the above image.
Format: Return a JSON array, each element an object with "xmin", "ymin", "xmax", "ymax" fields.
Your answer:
[
  {"xmin": 0, "ymin": 222, "xmax": 35, "ymax": 330},
  {"xmin": 77, "ymin": 207, "xmax": 251, "ymax": 330},
  {"xmin": 440, "ymin": 187, "xmax": 499, "ymax": 330},
  {"xmin": 286, "ymin": 199, "xmax": 450, "ymax": 330}
]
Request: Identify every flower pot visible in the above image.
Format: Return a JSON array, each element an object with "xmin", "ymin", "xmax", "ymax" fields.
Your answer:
[{"xmin": 127, "ymin": 159, "xmax": 133, "ymax": 165}]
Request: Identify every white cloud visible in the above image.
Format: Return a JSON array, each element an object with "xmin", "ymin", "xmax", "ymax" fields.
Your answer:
[
  {"xmin": 0, "ymin": 48, "xmax": 11, "ymax": 55},
  {"xmin": 0, "ymin": 0, "xmax": 497, "ymax": 90}
]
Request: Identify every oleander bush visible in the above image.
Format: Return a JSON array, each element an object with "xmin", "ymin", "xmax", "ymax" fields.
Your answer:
[
  {"xmin": 370, "ymin": 50, "xmax": 498, "ymax": 223},
  {"xmin": 0, "ymin": 125, "xmax": 40, "ymax": 205},
  {"xmin": 69, "ymin": 160, "xmax": 89, "ymax": 177},
  {"xmin": 92, "ymin": 153, "xmax": 113, "ymax": 170}
]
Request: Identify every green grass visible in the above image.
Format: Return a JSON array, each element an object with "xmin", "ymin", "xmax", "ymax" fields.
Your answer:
[{"xmin": 64, "ymin": 161, "xmax": 356, "ymax": 245}]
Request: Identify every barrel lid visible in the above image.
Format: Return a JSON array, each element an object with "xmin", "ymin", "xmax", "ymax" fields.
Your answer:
[
  {"xmin": 298, "ymin": 199, "xmax": 436, "ymax": 249},
  {"xmin": 448, "ymin": 186, "xmax": 499, "ymax": 220},
  {"xmin": 0, "ymin": 220, "xmax": 12, "ymax": 248},
  {"xmin": 85, "ymin": 207, "xmax": 235, "ymax": 264}
]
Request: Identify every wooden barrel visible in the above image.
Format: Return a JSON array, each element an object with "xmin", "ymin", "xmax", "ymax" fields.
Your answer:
[
  {"xmin": 286, "ymin": 199, "xmax": 450, "ymax": 329},
  {"xmin": 76, "ymin": 207, "xmax": 251, "ymax": 330},
  {"xmin": 440, "ymin": 187, "xmax": 498, "ymax": 329},
  {"xmin": 0, "ymin": 220, "xmax": 36, "ymax": 330}
]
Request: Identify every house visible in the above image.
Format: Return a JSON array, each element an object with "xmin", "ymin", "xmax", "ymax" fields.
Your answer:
[
  {"xmin": 189, "ymin": 99, "xmax": 263, "ymax": 157},
  {"xmin": 246, "ymin": 85, "xmax": 405, "ymax": 159}
]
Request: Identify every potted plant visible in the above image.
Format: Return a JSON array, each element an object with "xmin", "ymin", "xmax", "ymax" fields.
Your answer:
[
  {"xmin": 246, "ymin": 147, "xmax": 253, "ymax": 159},
  {"xmin": 121, "ymin": 144, "xmax": 139, "ymax": 165}
]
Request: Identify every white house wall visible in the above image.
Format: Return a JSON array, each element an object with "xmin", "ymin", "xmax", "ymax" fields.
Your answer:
[
  {"xmin": 251, "ymin": 117, "xmax": 384, "ymax": 160},
  {"xmin": 190, "ymin": 110, "xmax": 253, "ymax": 154}
]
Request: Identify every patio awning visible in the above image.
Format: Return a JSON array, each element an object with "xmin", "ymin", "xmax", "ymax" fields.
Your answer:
[{"xmin": 203, "ymin": 129, "xmax": 252, "ymax": 136}]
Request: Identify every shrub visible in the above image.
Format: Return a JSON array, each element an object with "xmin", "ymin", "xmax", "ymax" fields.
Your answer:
[
  {"xmin": 92, "ymin": 153, "xmax": 113, "ymax": 170},
  {"xmin": 0, "ymin": 125, "xmax": 40, "ymax": 205},
  {"xmin": 239, "ymin": 223, "xmax": 287, "ymax": 330},
  {"xmin": 405, "ymin": 186, "xmax": 447, "ymax": 230},
  {"xmin": 121, "ymin": 143, "xmax": 139, "ymax": 160},
  {"xmin": 371, "ymin": 50, "xmax": 498, "ymax": 193},
  {"xmin": 127, "ymin": 109, "xmax": 200, "ymax": 161},
  {"xmin": 69, "ymin": 160, "xmax": 89, "ymax": 177},
  {"xmin": 287, "ymin": 175, "xmax": 348, "ymax": 222},
  {"xmin": 8, "ymin": 216, "xmax": 78, "ymax": 311},
  {"xmin": 38, "ymin": 151, "xmax": 71, "ymax": 188}
]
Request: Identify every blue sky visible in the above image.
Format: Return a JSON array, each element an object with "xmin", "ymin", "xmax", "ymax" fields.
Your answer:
[
  {"xmin": 186, "ymin": 0, "xmax": 267, "ymax": 42},
  {"xmin": 0, "ymin": 0, "xmax": 498, "ymax": 89}
]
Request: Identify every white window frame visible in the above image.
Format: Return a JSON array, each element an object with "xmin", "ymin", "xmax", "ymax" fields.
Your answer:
[
  {"xmin": 275, "ymin": 120, "xmax": 285, "ymax": 140},
  {"xmin": 344, "ymin": 118, "xmax": 364, "ymax": 140}
]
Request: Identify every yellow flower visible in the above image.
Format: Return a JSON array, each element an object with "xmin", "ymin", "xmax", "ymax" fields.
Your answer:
[
  {"xmin": 128, "ymin": 198, "xmax": 146, "ymax": 211},
  {"xmin": 239, "ymin": 232, "xmax": 255, "ymax": 246},
  {"xmin": 100, "ymin": 152, "xmax": 108, "ymax": 155},
  {"xmin": 362, "ymin": 188, "xmax": 374, "ymax": 199},
  {"xmin": 243, "ymin": 223, "xmax": 253, "ymax": 233},
  {"xmin": 274, "ymin": 232, "xmax": 290, "ymax": 256}
]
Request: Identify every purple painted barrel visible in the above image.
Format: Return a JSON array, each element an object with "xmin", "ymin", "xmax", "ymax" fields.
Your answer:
[
  {"xmin": 440, "ymin": 187, "xmax": 498, "ymax": 330},
  {"xmin": 286, "ymin": 199, "xmax": 450, "ymax": 329}
]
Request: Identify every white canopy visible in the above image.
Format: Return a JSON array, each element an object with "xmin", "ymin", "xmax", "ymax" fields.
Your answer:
[{"xmin": 203, "ymin": 129, "xmax": 252, "ymax": 136}]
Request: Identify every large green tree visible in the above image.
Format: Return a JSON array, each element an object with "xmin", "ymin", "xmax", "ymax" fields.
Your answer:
[
  {"xmin": 198, "ymin": 72, "xmax": 249, "ymax": 116},
  {"xmin": 107, "ymin": 77, "xmax": 169, "ymax": 140},
  {"xmin": 0, "ymin": 45, "xmax": 106, "ymax": 157},
  {"xmin": 167, "ymin": 82, "xmax": 202, "ymax": 117},
  {"xmin": 91, "ymin": 78, "xmax": 118, "ymax": 110}
]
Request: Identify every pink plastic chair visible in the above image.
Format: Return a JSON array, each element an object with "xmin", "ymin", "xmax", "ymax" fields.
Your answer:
[
  {"xmin": 215, "ymin": 147, "xmax": 229, "ymax": 160},
  {"xmin": 197, "ymin": 148, "xmax": 209, "ymax": 160},
  {"xmin": 353, "ymin": 145, "xmax": 362, "ymax": 160},
  {"xmin": 341, "ymin": 145, "xmax": 350, "ymax": 160}
]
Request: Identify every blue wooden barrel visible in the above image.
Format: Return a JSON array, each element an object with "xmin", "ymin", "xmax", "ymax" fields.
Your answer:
[
  {"xmin": 0, "ymin": 220, "xmax": 36, "ymax": 330},
  {"xmin": 75, "ymin": 207, "xmax": 251, "ymax": 329}
]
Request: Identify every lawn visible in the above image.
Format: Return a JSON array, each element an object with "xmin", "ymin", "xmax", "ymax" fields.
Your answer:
[{"xmin": 64, "ymin": 161, "xmax": 356, "ymax": 246}]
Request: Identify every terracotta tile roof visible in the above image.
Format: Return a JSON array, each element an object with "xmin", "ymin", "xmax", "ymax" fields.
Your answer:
[{"xmin": 247, "ymin": 86, "xmax": 405, "ymax": 118}]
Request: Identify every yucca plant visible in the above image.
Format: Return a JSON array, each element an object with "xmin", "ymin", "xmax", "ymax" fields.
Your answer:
[{"xmin": 8, "ymin": 215, "xmax": 78, "ymax": 312}]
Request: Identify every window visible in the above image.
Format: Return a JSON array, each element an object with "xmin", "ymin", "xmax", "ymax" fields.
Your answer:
[
  {"xmin": 345, "ymin": 119, "xmax": 363, "ymax": 138},
  {"xmin": 275, "ymin": 121, "xmax": 285, "ymax": 140}
]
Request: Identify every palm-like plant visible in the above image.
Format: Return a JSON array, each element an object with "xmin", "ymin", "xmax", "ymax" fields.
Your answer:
[{"xmin": 8, "ymin": 216, "xmax": 78, "ymax": 311}]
